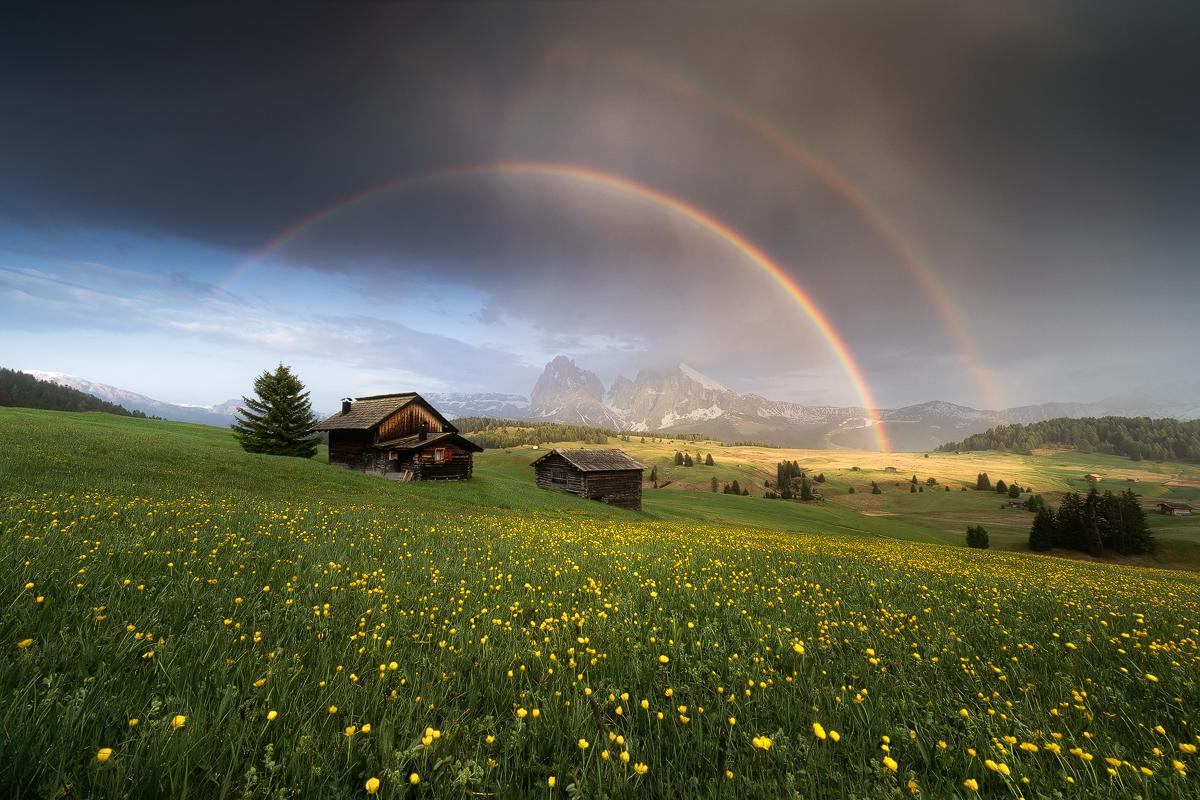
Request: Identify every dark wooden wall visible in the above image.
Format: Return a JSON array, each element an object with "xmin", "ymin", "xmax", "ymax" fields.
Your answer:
[
  {"xmin": 328, "ymin": 430, "xmax": 375, "ymax": 467},
  {"xmin": 535, "ymin": 454, "xmax": 587, "ymax": 494},
  {"xmin": 583, "ymin": 470, "xmax": 643, "ymax": 510},
  {"xmin": 387, "ymin": 442, "xmax": 474, "ymax": 480},
  {"xmin": 378, "ymin": 403, "xmax": 446, "ymax": 440}
]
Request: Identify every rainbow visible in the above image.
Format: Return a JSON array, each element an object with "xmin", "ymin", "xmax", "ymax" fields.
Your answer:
[
  {"xmin": 606, "ymin": 55, "xmax": 1001, "ymax": 411},
  {"xmin": 220, "ymin": 161, "xmax": 892, "ymax": 451}
]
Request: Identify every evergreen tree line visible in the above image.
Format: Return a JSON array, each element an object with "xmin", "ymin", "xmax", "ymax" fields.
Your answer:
[
  {"xmin": 673, "ymin": 451, "xmax": 715, "ymax": 467},
  {"xmin": 974, "ymin": 472, "xmax": 1029, "ymax": 498},
  {"xmin": 1028, "ymin": 488, "xmax": 1153, "ymax": 556},
  {"xmin": 0, "ymin": 367, "xmax": 148, "ymax": 418},
  {"xmin": 455, "ymin": 418, "xmax": 613, "ymax": 448},
  {"xmin": 938, "ymin": 416, "xmax": 1200, "ymax": 462}
]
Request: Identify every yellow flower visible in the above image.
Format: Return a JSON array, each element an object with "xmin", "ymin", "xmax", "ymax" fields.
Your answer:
[
  {"xmin": 16, "ymin": 639, "xmax": 33, "ymax": 649},
  {"xmin": 658, "ymin": 655, "xmax": 669, "ymax": 664},
  {"xmin": 547, "ymin": 776, "xmax": 556, "ymax": 788},
  {"xmin": 344, "ymin": 725, "xmax": 357, "ymax": 737},
  {"xmin": 328, "ymin": 705, "xmax": 338, "ymax": 715},
  {"xmin": 752, "ymin": 735, "xmax": 773, "ymax": 750},
  {"xmin": 883, "ymin": 756, "xmax": 898, "ymax": 772},
  {"xmin": 830, "ymin": 730, "xmax": 841, "ymax": 742},
  {"xmin": 360, "ymin": 723, "xmax": 371, "ymax": 733},
  {"xmin": 267, "ymin": 710, "xmax": 277, "ymax": 721},
  {"xmin": 633, "ymin": 762, "xmax": 649, "ymax": 775},
  {"xmin": 96, "ymin": 747, "xmax": 113, "ymax": 763},
  {"xmin": 516, "ymin": 707, "xmax": 528, "ymax": 719},
  {"xmin": 170, "ymin": 714, "xmax": 187, "ymax": 730},
  {"xmin": 959, "ymin": 708, "xmax": 969, "ymax": 718},
  {"xmin": 365, "ymin": 777, "xmax": 381, "ymax": 794},
  {"xmin": 1145, "ymin": 673, "xmax": 1159, "ymax": 682},
  {"xmin": 963, "ymin": 778, "xmax": 979, "ymax": 793},
  {"xmin": 793, "ymin": 642, "xmax": 805, "ymax": 655},
  {"xmin": 1180, "ymin": 743, "xmax": 1197, "ymax": 754},
  {"xmin": 812, "ymin": 722, "xmax": 827, "ymax": 740},
  {"xmin": 409, "ymin": 772, "xmax": 420, "ymax": 785},
  {"xmin": 128, "ymin": 718, "xmax": 139, "ymax": 727},
  {"xmin": 578, "ymin": 738, "xmax": 589, "ymax": 750}
]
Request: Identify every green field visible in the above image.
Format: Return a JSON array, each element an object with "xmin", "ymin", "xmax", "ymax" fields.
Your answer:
[{"xmin": 2, "ymin": 409, "xmax": 1198, "ymax": 798}]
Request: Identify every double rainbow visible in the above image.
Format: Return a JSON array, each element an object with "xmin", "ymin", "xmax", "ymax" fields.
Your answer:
[{"xmin": 219, "ymin": 161, "xmax": 892, "ymax": 452}]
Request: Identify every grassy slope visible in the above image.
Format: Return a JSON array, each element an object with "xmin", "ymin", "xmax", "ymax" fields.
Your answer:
[{"xmin": 2, "ymin": 408, "xmax": 1199, "ymax": 799}]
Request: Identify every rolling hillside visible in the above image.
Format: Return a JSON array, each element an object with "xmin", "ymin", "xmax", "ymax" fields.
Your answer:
[{"xmin": 2, "ymin": 409, "xmax": 1198, "ymax": 798}]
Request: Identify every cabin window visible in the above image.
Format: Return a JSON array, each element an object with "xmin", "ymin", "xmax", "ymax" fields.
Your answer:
[
  {"xmin": 433, "ymin": 448, "xmax": 446, "ymax": 463},
  {"xmin": 388, "ymin": 450, "xmax": 398, "ymax": 461}
]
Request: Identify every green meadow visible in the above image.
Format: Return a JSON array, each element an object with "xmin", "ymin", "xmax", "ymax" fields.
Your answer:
[{"xmin": 1, "ymin": 408, "xmax": 1198, "ymax": 798}]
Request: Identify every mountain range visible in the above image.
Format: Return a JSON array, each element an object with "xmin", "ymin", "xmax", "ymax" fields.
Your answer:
[{"xmin": 24, "ymin": 361, "xmax": 1200, "ymax": 452}]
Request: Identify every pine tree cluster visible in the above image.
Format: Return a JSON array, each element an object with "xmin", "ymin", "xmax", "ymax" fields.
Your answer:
[{"xmin": 1028, "ymin": 488, "xmax": 1153, "ymax": 555}]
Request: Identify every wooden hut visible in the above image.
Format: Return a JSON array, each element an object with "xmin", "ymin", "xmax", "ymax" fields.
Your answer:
[
  {"xmin": 314, "ymin": 393, "xmax": 482, "ymax": 480},
  {"xmin": 531, "ymin": 449, "xmax": 644, "ymax": 510},
  {"xmin": 1158, "ymin": 501, "xmax": 1194, "ymax": 517}
]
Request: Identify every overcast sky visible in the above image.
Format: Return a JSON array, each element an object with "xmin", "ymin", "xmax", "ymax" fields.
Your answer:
[{"xmin": 1, "ymin": 2, "xmax": 1197, "ymax": 410}]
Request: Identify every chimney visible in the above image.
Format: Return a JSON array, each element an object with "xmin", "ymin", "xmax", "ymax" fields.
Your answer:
[
  {"xmin": 419, "ymin": 420, "xmax": 428, "ymax": 441},
  {"xmin": 341, "ymin": 398, "xmax": 352, "ymax": 415}
]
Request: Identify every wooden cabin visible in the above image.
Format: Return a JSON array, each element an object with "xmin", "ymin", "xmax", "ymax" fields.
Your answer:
[
  {"xmin": 314, "ymin": 393, "xmax": 482, "ymax": 481},
  {"xmin": 532, "ymin": 449, "xmax": 644, "ymax": 510},
  {"xmin": 1158, "ymin": 501, "xmax": 1194, "ymax": 517}
]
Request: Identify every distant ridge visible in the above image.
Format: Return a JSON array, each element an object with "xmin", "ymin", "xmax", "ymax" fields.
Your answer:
[
  {"xmin": 22, "ymin": 370, "xmax": 240, "ymax": 427},
  {"xmin": 1, "ymin": 367, "xmax": 144, "ymax": 418}
]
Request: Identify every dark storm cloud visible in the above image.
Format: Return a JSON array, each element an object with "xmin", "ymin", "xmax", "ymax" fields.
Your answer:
[{"xmin": 2, "ymin": 2, "xmax": 1198, "ymax": 406}]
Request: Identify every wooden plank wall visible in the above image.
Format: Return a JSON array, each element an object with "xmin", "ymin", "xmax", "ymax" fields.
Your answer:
[
  {"xmin": 583, "ymin": 470, "xmax": 643, "ymax": 510},
  {"xmin": 377, "ymin": 403, "xmax": 446, "ymax": 440}
]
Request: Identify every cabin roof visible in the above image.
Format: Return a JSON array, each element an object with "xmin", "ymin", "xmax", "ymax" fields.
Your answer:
[
  {"xmin": 531, "ymin": 448, "xmax": 644, "ymax": 472},
  {"xmin": 314, "ymin": 393, "xmax": 456, "ymax": 432},
  {"xmin": 376, "ymin": 431, "xmax": 483, "ymax": 453},
  {"xmin": 1159, "ymin": 501, "xmax": 1194, "ymax": 509}
]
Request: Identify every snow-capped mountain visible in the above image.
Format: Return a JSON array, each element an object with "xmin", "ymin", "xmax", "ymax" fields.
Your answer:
[
  {"xmin": 425, "ymin": 392, "xmax": 529, "ymax": 420},
  {"xmin": 527, "ymin": 356, "xmax": 624, "ymax": 427},
  {"xmin": 23, "ymin": 371, "xmax": 241, "ymax": 427}
]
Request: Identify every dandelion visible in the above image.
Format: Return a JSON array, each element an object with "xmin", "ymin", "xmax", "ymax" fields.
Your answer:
[
  {"xmin": 633, "ymin": 762, "xmax": 649, "ymax": 775},
  {"xmin": 752, "ymin": 735, "xmax": 773, "ymax": 750},
  {"xmin": 812, "ymin": 722, "xmax": 827, "ymax": 740},
  {"xmin": 16, "ymin": 639, "xmax": 33, "ymax": 649},
  {"xmin": 578, "ymin": 738, "xmax": 589, "ymax": 750},
  {"xmin": 963, "ymin": 778, "xmax": 979, "ymax": 793},
  {"xmin": 658, "ymin": 655, "xmax": 669, "ymax": 664},
  {"xmin": 96, "ymin": 747, "xmax": 113, "ymax": 763},
  {"xmin": 267, "ymin": 710, "xmax": 277, "ymax": 721},
  {"xmin": 1146, "ymin": 673, "xmax": 1159, "ymax": 682},
  {"xmin": 128, "ymin": 718, "xmax": 139, "ymax": 727},
  {"xmin": 409, "ymin": 773, "xmax": 420, "ymax": 785},
  {"xmin": 170, "ymin": 714, "xmax": 187, "ymax": 730},
  {"xmin": 328, "ymin": 705, "xmax": 338, "ymax": 715},
  {"xmin": 547, "ymin": 776, "xmax": 556, "ymax": 788},
  {"xmin": 366, "ymin": 777, "xmax": 381, "ymax": 794},
  {"xmin": 1180, "ymin": 743, "xmax": 1197, "ymax": 754},
  {"xmin": 830, "ymin": 730, "xmax": 841, "ymax": 742},
  {"xmin": 883, "ymin": 756, "xmax": 898, "ymax": 772}
]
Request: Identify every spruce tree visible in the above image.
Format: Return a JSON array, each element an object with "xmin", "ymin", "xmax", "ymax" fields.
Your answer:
[
  {"xmin": 1029, "ymin": 508, "xmax": 1056, "ymax": 551},
  {"xmin": 684, "ymin": 453, "xmax": 694, "ymax": 467},
  {"xmin": 995, "ymin": 479, "xmax": 1008, "ymax": 495},
  {"xmin": 705, "ymin": 453, "xmax": 715, "ymax": 466},
  {"xmin": 674, "ymin": 451, "xmax": 683, "ymax": 466},
  {"xmin": 711, "ymin": 476, "xmax": 719, "ymax": 493},
  {"xmin": 232, "ymin": 364, "xmax": 319, "ymax": 458},
  {"xmin": 1008, "ymin": 483, "xmax": 1021, "ymax": 498},
  {"xmin": 871, "ymin": 481, "xmax": 882, "ymax": 495},
  {"xmin": 1118, "ymin": 489, "xmax": 1154, "ymax": 554},
  {"xmin": 800, "ymin": 473, "xmax": 813, "ymax": 501},
  {"xmin": 966, "ymin": 525, "xmax": 990, "ymax": 549},
  {"xmin": 976, "ymin": 472, "xmax": 992, "ymax": 491}
]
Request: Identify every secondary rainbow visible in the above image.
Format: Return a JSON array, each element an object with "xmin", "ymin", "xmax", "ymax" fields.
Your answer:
[
  {"xmin": 221, "ymin": 161, "xmax": 892, "ymax": 451},
  {"xmin": 607, "ymin": 55, "xmax": 1001, "ymax": 411}
]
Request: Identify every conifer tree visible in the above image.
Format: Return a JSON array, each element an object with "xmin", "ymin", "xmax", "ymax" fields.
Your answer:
[
  {"xmin": 711, "ymin": 476, "xmax": 719, "ymax": 493},
  {"xmin": 684, "ymin": 453, "xmax": 694, "ymax": 467},
  {"xmin": 800, "ymin": 473, "xmax": 813, "ymax": 501},
  {"xmin": 975, "ymin": 472, "xmax": 992, "ymax": 491},
  {"xmin": 909, "ymin": 483, "xmax": 917, "ymax": 493},
  {"xmin": 1008, "ymin": 483, "xmax": 1021, "ymax": 498},
  {"xmin": 674, "ymin": 451, "xmax": 683, "ymax": 466},
  {"xmin": 1029, "ymin": 507, "xmax": 1056, "ymax": 551},
  {"xmin": 966, "ymin": 525, "xmax": 990, "ymax": 549},
  {"xmin": 871, "ymin": 481, "xmax": 882, "ymax": 495},
  {"xmin": 731, "ymin": 479, "xmax": 741, "ymax": 495},
  {"xmin": 705, "ymin": 453, "xmax": 714, "ymax": 466},
  {"xmin": 995, "ymin": 479, "xmax": 1008, "ymax": 495},
  {"xmin": 232, "ymin": 364, "xmax": 319, "ymax": 458}
]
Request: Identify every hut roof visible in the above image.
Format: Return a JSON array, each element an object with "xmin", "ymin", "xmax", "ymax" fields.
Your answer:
[
  {"xmin": 315, "ymin": 393, "xmax": 455, "ymax": 432},
  {"xmin": 1159, "ymin": 501, "xmax": 1194, "ymax": 510},
  {"xmin": 531, "ymin": 448, "xmax": 644, "ymax": 472},
  {"xmin": 376, "ymin": 431, "xmax": 483, "ymax": 453}
]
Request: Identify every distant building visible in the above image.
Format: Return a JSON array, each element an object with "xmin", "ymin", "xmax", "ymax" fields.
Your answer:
[
  {"xmin": 1158, "ymin": 501, "xmax": 1194, "ymax": 517},
  {"xmin": 315, "ymin": 393, "xmax": 482, "ymax": 480},
  {"xmin": 532, "ymin": 448, "xmax": 644, "ymax": 510},
  {"xmin": 1083, "ymin": 473, "xmax": 1103, "ymax": 483},
  {"xmin": 1008, "ymin": 499, "xmax": 1027, "ymax": 509}
]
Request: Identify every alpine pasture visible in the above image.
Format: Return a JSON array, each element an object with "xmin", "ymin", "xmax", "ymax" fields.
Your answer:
[{"xmin": 2, "ymin": 409, "xmax": 1198, "ymax": 798}]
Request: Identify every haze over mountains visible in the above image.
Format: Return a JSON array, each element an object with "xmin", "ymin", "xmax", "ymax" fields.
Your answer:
[{"xmin": 25, "ymin": 362, "xmax": 1200, "ymax": 452}]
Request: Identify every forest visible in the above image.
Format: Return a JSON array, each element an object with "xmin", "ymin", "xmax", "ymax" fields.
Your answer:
[
  {"xmin": 0, "ymin": 368, "xmax": 145, "ymax": 418},
  {"xmin": 938, "ymin": 416, "xmax": 1200, "ymax": 462}
]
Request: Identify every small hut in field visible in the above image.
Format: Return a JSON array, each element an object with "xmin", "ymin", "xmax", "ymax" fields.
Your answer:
[
  {"xmin": 314, "ymin": 393, "xmax": 482, "ymax": 480},
  {"xmin": 532, "ymin": 448, "xmax": 644, "ymax": 510}
]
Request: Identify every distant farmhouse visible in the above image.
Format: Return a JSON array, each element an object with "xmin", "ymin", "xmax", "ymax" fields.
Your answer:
[
  {"xmin": 315, "ymin": 393, "xmax": 482, "ymax": 480},
  {"xmin": 532, "ymin": 448, "xmax": 644, "ymax": 510},
  {"xmin": 1083, "ymin": 473, "xmax": 1103, "ymax": 483},
  {"xmin": 1158, "ymin": 501, "xmax": 1194, "ymax": 517}
]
